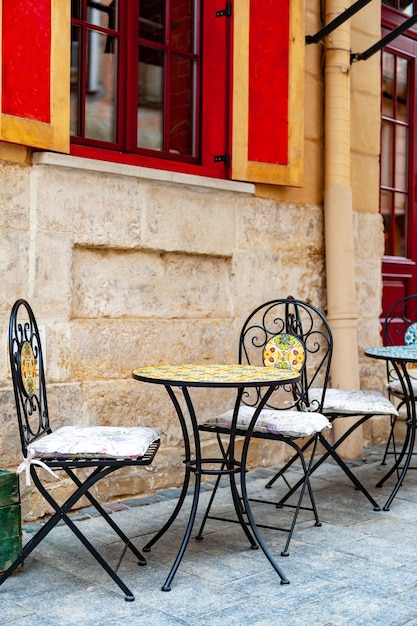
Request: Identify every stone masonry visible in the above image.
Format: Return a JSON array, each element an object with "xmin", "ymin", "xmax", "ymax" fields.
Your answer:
[{"xmin": 0, "ymin": 151, "xmax": 387, "ymax": 521}]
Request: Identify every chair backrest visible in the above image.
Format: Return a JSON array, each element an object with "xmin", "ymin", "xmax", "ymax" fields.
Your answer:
[
  {"xmin": 238, "ymin": 297, "xmax": 333, "ymax": 412},
  {"xmin": 383, "ymin": 294, "xmax": 417, "ymax": 346},
  {"xmin": 9, "ymin": 299, "xmax": 50, "ymax": 457}
]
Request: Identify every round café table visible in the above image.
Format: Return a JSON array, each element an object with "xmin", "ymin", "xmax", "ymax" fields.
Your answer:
[
  {"xmin": 132, "ymin": 363, "xmax": 300, "ymax": 591},
  {"xmin": 365, "ymin": 345, "xmax": 417, "ymax": 510}
]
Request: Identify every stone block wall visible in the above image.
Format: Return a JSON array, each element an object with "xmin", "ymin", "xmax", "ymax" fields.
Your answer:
[{"xmin": 0, "ymin": 150, "xmax": 387, "ymax": 521}]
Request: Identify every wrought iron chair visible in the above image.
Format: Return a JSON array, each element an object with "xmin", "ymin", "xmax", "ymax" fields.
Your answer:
[
  {"xmin": 266, "ymin": 317, "xmax": 398, "ymax": 513},
  {"xmin": 381, "ymin": 293, "xmax": 417, "ymax": 465},
  {"xmin": 198, "ymin": 297, "xmax": 333, "ymax": 556},
  {"xmin": 0, "ymin": 299, "xmax": 164, "ymax": 601}
]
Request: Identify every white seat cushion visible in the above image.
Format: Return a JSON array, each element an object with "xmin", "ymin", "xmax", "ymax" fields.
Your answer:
[
  {"xmin": 202, "ymin": 405, "xmax": 331, "ymax": 438},
  {"xmin": 309, "ymin": 388, "xmax": 398, "ymax": 416},
  {"xmin": 387, "ymin": 378, "xmax": 417, "ymax": 397},
  {"xmin": 28, "ymin": 426, "xmax": 164, "ymax": 459}
]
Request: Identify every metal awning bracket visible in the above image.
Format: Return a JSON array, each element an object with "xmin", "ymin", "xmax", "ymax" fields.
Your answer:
[
  {"xmin": 305, "ymin": 0, "xmax": 373, "ymax": 45},
  {"xmin": 351, "ymin": 11, "xmax": 417, "ymax": 63}
]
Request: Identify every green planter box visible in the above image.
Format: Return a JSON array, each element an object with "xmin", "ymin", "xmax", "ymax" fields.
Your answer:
[{"xmin": 0, "ymin": 470, "xmax": 22, "ymax": 573}]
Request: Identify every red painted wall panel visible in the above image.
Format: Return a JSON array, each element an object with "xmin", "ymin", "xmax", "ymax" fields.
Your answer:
[
  {"xmin": 2, "ymin": 0, "xmax": 51, "ymax": 122},
  {"xmin": 248, "ymin": 0, "xmax": 289, "ymax": 165}
]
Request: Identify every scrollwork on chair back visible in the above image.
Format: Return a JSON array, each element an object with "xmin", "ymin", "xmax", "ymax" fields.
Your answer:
[
  {"xmin": 238, "ymin": 298, "xmax": 333, "ymax": 413},
  {"xmin": 9, "ymin": 300, "xmax": 50, "ymax": 453}
]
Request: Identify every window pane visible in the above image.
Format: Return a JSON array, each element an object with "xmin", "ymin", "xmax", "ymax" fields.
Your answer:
[
  {"xmin": 382, "ymin": 0, "xmax": 414, "ymax": 14},
  {"xmin": 394, "ymin": 193, "xmax": 407, "ymax": 256},
  {"xmin": 381, "ymin": 120, "xmax": 394, "ymax": 188},
  {"xmin": 381, "ymin": 196, "xmax": 394, "ymax": 256},
  {"xmin": 395, "ymin": 125, "xmax": 408, "ymax": 191},
  {"xmin": 380, "ymin": 46, "xmax": 411, "ymax": 260},
  {"xmin": 396, "ymin": 57, "xmax": 408, "ymax": 122},
  {"xmin": 381, "ymin": 189, "xmax": 393, "ymax": 256},
  {"xmin": 139, "ymin": 0, "xmax": 165, "ymax": 44},
  {"xmin": 71, "ymin": 0, "xmax": 83, "ymax": 20},
  {"xmin": 381, "ymin": 189, "xmax": 408, "ymax": 257},
  {"xmin": 399, "ymin": 0, "xmax": 414, "ymax": 15},
  {"xmin": 171, "ymin": 0, "xmax": 194, "ymax": 53},
  {"xmin": 169, "ymin": 55, "xmax": 194, "ymax": 155},
  {"xmin": 85, "ymin": 30, "xmax": 118, "ymax": 142},
  {"xmin": 71, "ymin": 0, "xmax": 204, "ymax": 164},
  {"xmin": 86, "ymin": 0, "xmax": 117, "ymax": 29},
  {"xmin": 71, "ymin": 2, "xmax": 119, "ymax": 143},
  {"xmin": 382, "ymin": 52, "xmax": 394, "ymax": 119},
  {"xmin": 138, "ymin": 47, "xmax": 164, "ymax": 151},
  {"xmin": 70, "ymin": 25, "xmax": 81, "ymax": 136}
]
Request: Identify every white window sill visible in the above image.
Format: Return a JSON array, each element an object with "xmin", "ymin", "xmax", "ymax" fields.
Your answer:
[{"xmin": 32, "ymin": 152, "xmax": 255, "ymax": 195}]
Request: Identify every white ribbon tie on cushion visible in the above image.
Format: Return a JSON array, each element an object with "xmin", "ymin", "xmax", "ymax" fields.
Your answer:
[{"xmin": 17, "ymin": 448, "xmax": 59, "ymax": 486}]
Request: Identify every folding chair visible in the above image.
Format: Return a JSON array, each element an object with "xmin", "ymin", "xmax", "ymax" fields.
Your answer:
[
  {"xmin": 266, "ymin": 309, "xmax": 398, "ymax": 512},
  {"xmin": 381, "ymin": 293, "xmax": 417, "ymax": 465},
  {"xmin": 198, "ymin": 297, "xmax": 332, "ymax": 556},
  {"xmin": 0, "ymin": 299, "xmax": 163, "ymax": 601},
  {"xmin": 268, "ymin": 386, "xmax": 398, "ymax": 511}
]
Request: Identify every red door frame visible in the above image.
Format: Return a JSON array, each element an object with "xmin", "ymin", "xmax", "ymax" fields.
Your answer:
[{"xmin": 381, "ymin": 6, "xmax": 417, "ymax": 316}]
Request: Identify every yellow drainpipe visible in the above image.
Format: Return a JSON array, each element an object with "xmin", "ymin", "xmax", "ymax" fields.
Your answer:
[{"xmin": 324, "ymin": 0, "xmax": 363, "ymax": 459}]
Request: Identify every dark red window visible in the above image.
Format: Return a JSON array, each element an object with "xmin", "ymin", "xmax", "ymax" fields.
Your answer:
[
  {"xmin": 382, "ymin": 0, "xmax": 417, "ymax": 15},
  {"xmin": 380, "ymin": 4, "xmax": 417, "ymax": 308},
  {"xmin": 70, "ymin": 0, "xmax": 230, "ymax": 177}
]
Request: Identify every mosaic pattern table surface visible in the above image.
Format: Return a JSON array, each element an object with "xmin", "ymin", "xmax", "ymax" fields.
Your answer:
[
  {"xmin": 365, "ymin": 346, "xmax": 417, "ymax": 362},
  {"xmin": 132, "ymin": 364, "xmax": 300, "ymax": 386}
]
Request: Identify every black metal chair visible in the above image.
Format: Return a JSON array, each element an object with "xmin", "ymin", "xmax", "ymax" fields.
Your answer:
[
  {"xmin": 381, "ymin": 293, "xmax": 417, "ymax": 465},
  {"xmin": 266, "ymin": 314, "xmax": 398, "ymax": 513},
  {"xmin": 198, "ymin": 297, "xmax": 333, "ymax": 556},
  {"xmin": 0, "ymin": 299, "xmax": 164, "ymax": 601}
]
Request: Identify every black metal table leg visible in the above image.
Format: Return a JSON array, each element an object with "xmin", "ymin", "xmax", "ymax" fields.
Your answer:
[{"xmin": 381, "ymin": 362, "xmax": 416, "ymax": 511}]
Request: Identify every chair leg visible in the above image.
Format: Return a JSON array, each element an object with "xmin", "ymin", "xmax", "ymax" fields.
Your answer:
[
  {"xmin": 65, "ymin": 467, "xmax": 147, "ymax": 565},
  {"xmin": 0, "ymin": 465, "xmax": 138, "ymax": 601},
  {"xmin": 196, "ymin": 433, "xmax": 322, "ymax": 558},
  {"xmin": 62, "ymin": 511, "xmax": 135, "ymax": 601},
  {"xmin": 381, "ymin": 410, "xmax": 401, "ymax": 466},
  {"xmin": 0, "ymin": 511, "xmax": 62, "ymax": 585},
  {"xmin": 265, "ymin": 436, "xmax": 315, "ymax": 489},
  {"xmin": 231, "ymin": 437, "xmax": 323, "ymax": 557},
  {"xmin": 274, "ymin": 417, "xmax": 381, "ymax": 511},
  {"xmin": 376, "ymin": 418, "xmax": 412, "ymax": 488},
  {"xmin": 279, "ymin": 435, "xmax": 322, "ymax": 557},
  {"xmin": 39, "ymin": 466, "xmax": 138, "ymax": 600}
]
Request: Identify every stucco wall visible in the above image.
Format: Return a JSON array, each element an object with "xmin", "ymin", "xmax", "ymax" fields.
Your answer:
[{"xmin": 0, "ymin": 149, "xmax": 386, "ymax": 521}]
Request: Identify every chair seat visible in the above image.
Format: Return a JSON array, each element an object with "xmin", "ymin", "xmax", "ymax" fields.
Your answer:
[
  {"xmin": 202, "ymin": 405, "xmax": 331, "ymax": 438},
  {"xmin": 28, "ymin": 426, "xmax": 164, "ymax": 459},
  {"xmin": 386, "ymin": 378, "xmax": 417, "ymax": 397},
  {"xmin": 309, "ymin": 388, "xmax": 398, "ymax": 416}
]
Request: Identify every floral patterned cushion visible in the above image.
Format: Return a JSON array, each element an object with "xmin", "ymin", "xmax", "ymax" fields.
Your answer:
[
  {"xmin": 28, "ymin": 426, "xmax": 165, "ymax": 459},
  {"xmin": 386, "ymin": 378, "xmax": 417, "ymax": 396},
  {"xmin": 309, "ymin": 388, "xmax": 398, "ymax": 416},
  {"xmin": 202, "ymin": 405, "xmax": 331, "ymax": 438}
]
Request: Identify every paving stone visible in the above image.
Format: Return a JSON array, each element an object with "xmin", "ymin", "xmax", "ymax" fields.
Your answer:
[{"xmin": 0, "ymin": 445, "xmax": 416, "ymax": 625}]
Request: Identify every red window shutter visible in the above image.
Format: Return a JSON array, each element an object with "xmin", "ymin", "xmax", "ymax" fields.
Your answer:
[
  {"xmin": 0, "ymin": 0, "xmax": 70, "ymax": 152},
  {"xmin": 232, "ymin": 0, "xmax": 304, "ymax": 186}
]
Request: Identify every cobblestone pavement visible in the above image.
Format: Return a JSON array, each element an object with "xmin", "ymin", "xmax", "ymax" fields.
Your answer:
[{"xmin": 1, "ymin": 445, "xmax": 416, "ymax": 625}]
